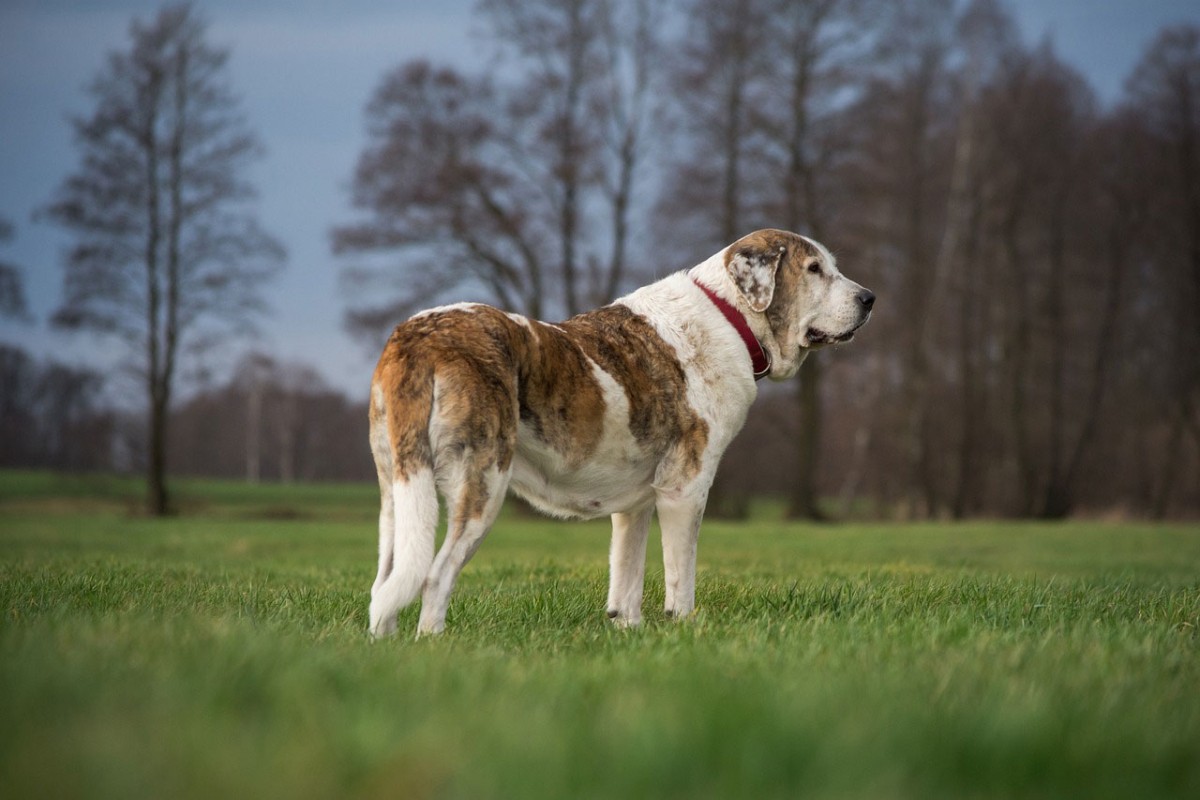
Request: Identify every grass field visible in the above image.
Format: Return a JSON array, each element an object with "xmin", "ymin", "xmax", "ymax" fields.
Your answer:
[{"xmin": 2, "ymin": 470, "xmax": 1198, "ymax": 799}]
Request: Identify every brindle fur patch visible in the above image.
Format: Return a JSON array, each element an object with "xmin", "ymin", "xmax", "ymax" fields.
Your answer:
[
  {"xmin": 374, "ymin": 307, "xmax": 524, "ymax": 522},
  {"xmin": 516, "ymin": 320, "xmax": 607, "ymax": 469},
  {"xmin": 373, "ymin": 333, "xmax": 435, "ymax": 481},
  {"xmin": 374, "ymin": 305, "xmax": 610, "ymax": 521},
  {"xmin": 560, "ymin": 305, "xmax": 709, "ymax": 485}
]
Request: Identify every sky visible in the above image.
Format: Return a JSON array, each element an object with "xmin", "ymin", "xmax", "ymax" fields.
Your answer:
[{"xmin": 2, "ymin": 0, "xmax": 1199, "ymax": 402}]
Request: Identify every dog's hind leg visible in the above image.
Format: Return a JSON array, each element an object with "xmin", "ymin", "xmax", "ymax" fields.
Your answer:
[
  {"xmin": 417, "ymin": 464, "xmax": 510, "ymax": 636},
  {"xmin": 368, "ymin": 468, "xmax": 439, "ymax": 638},
  {"xmin": 606, "ymin": 506, "xmax": 653, "ymax": 626},
  {"xmin": 368, "ymin": 383, "xmax": 400, "ymax": 635},
  {"xmin": 367, "ymin": 372, "xmax": 440, "ymax": 639},
  {"xmin": 370, "ymin": 475, "xmax": 394, "ymax": 605}
]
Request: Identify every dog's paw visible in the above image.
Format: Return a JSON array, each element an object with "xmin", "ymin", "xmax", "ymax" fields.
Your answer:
[
  {"xmin": 369, "ymin": 619, "xmax": 398, "ymax": 639},
  {"xmin": 416, "ymin": 618, "xmax": 446, "ymax": 637},
  {"xmin": 606, "ymin": 608, "xmax": 641, "ymax": 629}
]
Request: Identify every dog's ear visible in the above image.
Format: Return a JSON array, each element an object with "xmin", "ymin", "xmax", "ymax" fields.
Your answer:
[{"xmin": 726, "ymin": 242, "xmax": 786, "ymax": 313}]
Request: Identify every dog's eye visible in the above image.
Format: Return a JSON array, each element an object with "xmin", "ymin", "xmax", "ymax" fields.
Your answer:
[{"xmin": 807, "ymin": 261, "xmax": 822, "ymax": 274}]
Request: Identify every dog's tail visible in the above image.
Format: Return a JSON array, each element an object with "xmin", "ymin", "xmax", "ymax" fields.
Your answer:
[{"xmin": 368, "ymin": 359, "xmax": 439, "ymax": 638}]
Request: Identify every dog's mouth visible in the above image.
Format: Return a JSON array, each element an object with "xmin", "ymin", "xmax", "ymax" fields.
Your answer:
[
  {"xmin": 807, "ymin": 328, "xmax": 855, "ymax": 346},
  {"xmin": 806, "ymin": 318, "xmax": 867, "ymax": 347}
]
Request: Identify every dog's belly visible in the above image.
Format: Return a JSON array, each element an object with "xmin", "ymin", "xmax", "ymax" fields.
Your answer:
[{"xmin": 508, "ymin": 425, "xmax": 656, "ymax": 520}]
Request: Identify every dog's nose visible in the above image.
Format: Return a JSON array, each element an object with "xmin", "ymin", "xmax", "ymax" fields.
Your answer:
[{"xmin": 857, "ymin": 289, "xmax": 875, "ymax": 310}]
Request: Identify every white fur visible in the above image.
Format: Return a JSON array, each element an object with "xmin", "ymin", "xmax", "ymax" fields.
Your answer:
[
  {"xmin": 411, "ymin": 302, "xmax": 484, "ymax": 320},
  {"xmin": 418, "ymin": 465, "xmax": 510, "ymax": 635},
  {"xmin": 606, "ymin": 506, "xmax": 653, "ymax": 626},
  {"xmin": 506, "ymin": 312, "xmax": 533, "ymax": 329},
  {"xmin": 658, "ymin": 489, "xmax": 704, "ymax": 617},
  {"xmin": 368, "ymin": 468, "xmax": 438, "ymax": 638}
]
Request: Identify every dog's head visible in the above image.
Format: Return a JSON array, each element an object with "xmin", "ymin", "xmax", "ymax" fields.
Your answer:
[{"xmin": 724, "ymin": 229, "xmax": 874, "ymax": 380}]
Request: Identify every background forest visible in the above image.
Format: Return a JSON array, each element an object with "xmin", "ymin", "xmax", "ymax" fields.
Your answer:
[{"xmin": 2, "ymin": 0, "xmax": 1198, "ymax": 519}]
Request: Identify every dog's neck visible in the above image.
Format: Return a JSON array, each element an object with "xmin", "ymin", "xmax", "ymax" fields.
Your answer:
[{"xmin": 690, "ymin": 278, "xmax": 771, "ymax": 380}]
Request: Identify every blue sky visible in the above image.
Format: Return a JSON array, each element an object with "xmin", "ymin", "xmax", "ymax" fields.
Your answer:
[{"xmin": 2, "ymin": 0, "xmax": 1198, "ymax": 401}]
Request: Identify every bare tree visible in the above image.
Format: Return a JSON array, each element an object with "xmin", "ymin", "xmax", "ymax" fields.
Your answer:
[
  {"xmin": 0, "ymin": 219, "xmax": 30, "ymax": 321},
  {"xmin": 41, "ymin": 4, "xmax": 284, "ymax": 515},
  {"xmin": 756, "ymin": 0, "xmax": 874, "ymax": 520},
  {"xmin": 334, "ymin": 61, "xmax": 552, "ymax": 333},
  {"xmin": 593, "ymin": 0, "xmax": 665, "ymax": 301},
  {"xmin": 657, "ymin": 0, "xmax": 773, "ymax": 251},
  {"xmin": 1042, "ymin": 109, "xmax": 1147, "ymax": 516},
  {"xmin": 1124, "ymin": 25, "xmax": 1200, "ymax": 515},
  {"xmin": 233, "ymin": 351, "xmax": 274, "ymax": 483},
  {"xmin": 479, "ymin": 0, "xmax": 608, "ymax": 315},
  {"xmin": 977, "ymin": 49, "xmax": 1048, "ymax": 515},
  {"xmin": 337, "ymin": 2, "xmax": 669, "ymax": 343},
  {"xmin": 965, "ymin": 43, "xmax": 1114, "ymax": 517},
  {"xmin": 0, "ymin": 345, "xmax": 113, "ymax": 471},
  {"xmin": 843, "ymin": 0, "xmax": 959, "ymax": 516},
  {"xmin": 825, "ymin": 0, "xmax": 1166, "ymax": 519},
  {"xmin": 651, "ymin": 0, "xmax": 774, "ymax": 518},
  {"xmin": 1034, "ymin": 57, "xmax": 1099, "ymax": 518},
  {"xmin": 941, "ymin": 0, "xmax": 1020, "ymax": 517}
]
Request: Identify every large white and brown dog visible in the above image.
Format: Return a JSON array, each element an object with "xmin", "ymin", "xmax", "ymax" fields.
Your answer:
[{"xmin": 367, "ymin": 228, "xmax": 874, "ymax": 637}]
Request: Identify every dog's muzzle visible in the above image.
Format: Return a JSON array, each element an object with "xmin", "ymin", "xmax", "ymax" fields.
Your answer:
[{"xmin": 808, "ymin": 289, "xmax": 875, "ymax": 345}]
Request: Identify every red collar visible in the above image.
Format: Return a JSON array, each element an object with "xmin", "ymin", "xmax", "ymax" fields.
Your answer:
[{"xmin": 692, "ymin": 278, "xmax": 771, "ymax": 380}]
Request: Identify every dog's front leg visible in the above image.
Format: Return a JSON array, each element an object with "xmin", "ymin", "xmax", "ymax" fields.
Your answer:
[
  {"xmin": 657, "ymin": 489, "xmax": 706, "ymax": 619},
  {"xmin": 606, "ymin": 506, "xmax": 653, "ymax": 627}
]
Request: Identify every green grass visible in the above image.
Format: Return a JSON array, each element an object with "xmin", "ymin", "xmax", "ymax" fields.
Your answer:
[{"xmin": 2, "ymin": 471, "xmax": 1198, "ymax": 799}]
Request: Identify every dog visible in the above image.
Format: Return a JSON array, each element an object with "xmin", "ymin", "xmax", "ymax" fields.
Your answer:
[{"xmin": 367, "ymin": 228, "xmax": 874, "ymax": 637}]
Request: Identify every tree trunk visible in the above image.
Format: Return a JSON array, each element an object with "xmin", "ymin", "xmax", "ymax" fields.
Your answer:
[
  {"xmin": 1051, "ymin": 206, "xmax": 1130, "ymax": 516},
  {"xmin": 900, "ymin": 63, "xmax": 934, "ymax": 518},
  {"xmin": 1040, "ymin": 478, "xmax": 1072, "ymax": 520},
  {"xmin": 604, "ymin": 128, "xmax": 634, "ymax": 303},
  {"xmin": 246, "ymin": 379, "xmax": 261, "ymax": 483},
  {"xmin": 279, "ymin": 394, "xmax": 296, "ymax": 484},
  {"xmin": 558, "ymin": 0, "xmax": 587, "ymax": 317},
  {"xmin": 782, "ymin": 38, "xmax": 826, "ymax": 522},
  {"xmin": 788, "ymin": 354, "xmax": 825, "ymax": 520},
  {"xmin": 143, "ymin": 63, "xmax": 167, "ymax": 517},
  {"xmin": 720, "ymin": 40, "xmax": 747, "ymax": 244},
  {"xmin": 704, "ymin": 32, "xmax": 751, "ymax": 520},
  {"xmin": 951, "ymin": 233, "xmax": 980, "ymax": 518},
  {"xmin": 1038, "ymin": 185, "xmax": 1070, "ymax": 518},
  {"xmin": 997, "ymin": 198, "xmax": 1038, "ymax": 516},
  {"xmin": 1152, "ymin": 412, "xmax": 1186, "ymax": 519},
  {"xmin": 148, "ymin": 386, "xmax": 170, "ymax": 516}
]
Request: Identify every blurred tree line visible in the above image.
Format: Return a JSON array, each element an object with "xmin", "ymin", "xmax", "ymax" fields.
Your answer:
[
  {"xmin": 1, "ymin": 342, "xmax": 368, "ymax": 482},
  {"xmin": 4, "ymin": 0, "xmax": 1198, "ymax": 518}
]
